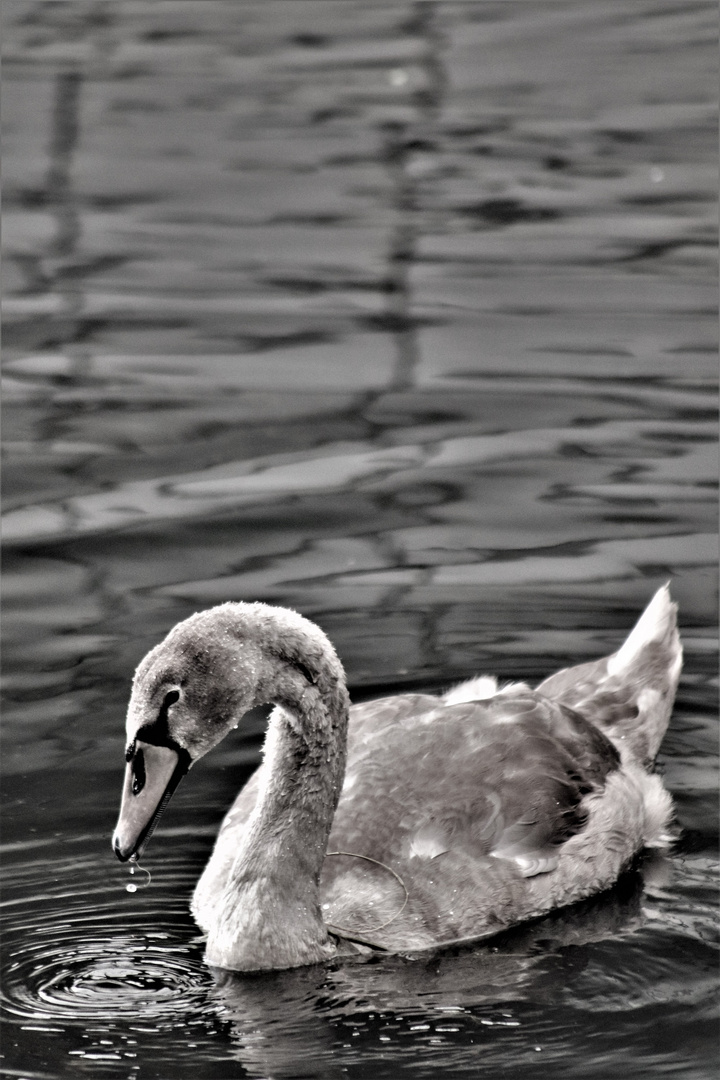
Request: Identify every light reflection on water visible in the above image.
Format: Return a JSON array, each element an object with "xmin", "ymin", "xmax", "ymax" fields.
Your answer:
[{"xmin": 1, "ymin": 0, "xmax": 718, "ymax": 1078}]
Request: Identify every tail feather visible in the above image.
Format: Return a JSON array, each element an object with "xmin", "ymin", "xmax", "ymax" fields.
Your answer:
[
  {"xmin": 607, "ymin": 583, "xmax": 682, "ymax": 683},
  {"xmin": 537, "ymin": 585, "xmax": 682, "ymax": 767}
]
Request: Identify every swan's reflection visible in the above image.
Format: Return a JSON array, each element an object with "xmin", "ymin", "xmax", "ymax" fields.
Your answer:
[{"xmin": 211, "ymin": 964, "xmax": 343, "ymax": 1079}]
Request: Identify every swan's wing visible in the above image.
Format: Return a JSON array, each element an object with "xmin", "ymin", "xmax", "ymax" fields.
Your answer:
[
  {"xmin": 537, "ymin": 655, "xmax": 613, "ymax": 705},
  {"xmin": 331, "ymin": 691, "xmax": 620, "ymax": 876},
  {"xmin": 346, "ymin": 693, "xmax": 441, "ymax": 748},
  {"xmin": 321, "ymin": 692, "xmax": 624, "ymax": 947},
  {"xmin": 538, "ymin": 656, "xmax": 649, "ymax": 753}
]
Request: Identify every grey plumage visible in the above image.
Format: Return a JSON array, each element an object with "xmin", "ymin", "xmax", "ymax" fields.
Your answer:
[{"xmin": 114, "ymin": 586, "xmax": 681, "ymax": 970}]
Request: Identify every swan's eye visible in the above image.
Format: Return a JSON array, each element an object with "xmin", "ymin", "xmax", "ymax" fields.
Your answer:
[{"xmin": 164, "ymin": 690, "xmax": 180, "ymax": 708}]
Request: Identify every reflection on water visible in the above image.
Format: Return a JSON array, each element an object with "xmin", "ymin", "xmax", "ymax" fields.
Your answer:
[{"xmin": 2, "ymin": 1, "xmax": 717, "ymax": 1078}]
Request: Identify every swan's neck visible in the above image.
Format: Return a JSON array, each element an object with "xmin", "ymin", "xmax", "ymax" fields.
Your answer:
[{"xmin": 205, "ymin": 646, "xmax": 350, "ymax": 971}]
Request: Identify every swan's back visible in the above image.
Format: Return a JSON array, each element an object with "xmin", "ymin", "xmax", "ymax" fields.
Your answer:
[{"xmin": 335, "ymin": 690, "xmax": 620, "ymax": 871}]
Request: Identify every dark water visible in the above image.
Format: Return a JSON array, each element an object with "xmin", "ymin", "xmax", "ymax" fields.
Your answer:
[{"xmin": 2, "ymin": 2, "xmax": 718, "ymax": 1078}]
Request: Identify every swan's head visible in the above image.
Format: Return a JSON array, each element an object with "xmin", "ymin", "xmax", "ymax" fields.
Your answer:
[{"xmin": 112, "ymin": 608, "xmax": 262, "ymax": 862}]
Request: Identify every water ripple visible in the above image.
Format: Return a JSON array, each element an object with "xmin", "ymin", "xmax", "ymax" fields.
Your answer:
[{"xmin": 1, "ymin": 839, "xmax": 214, "ymax": 1031}]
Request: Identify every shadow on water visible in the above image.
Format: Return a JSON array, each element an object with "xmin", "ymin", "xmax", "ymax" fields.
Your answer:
[{"xmin": 1, "ymin": 1, "xmax": 717, "ymax": 1078}]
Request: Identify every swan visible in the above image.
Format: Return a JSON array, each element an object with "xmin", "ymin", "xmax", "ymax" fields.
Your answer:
[{"xmin": 112, "ymin": 585, "xmax": 681, "ymax": 972}]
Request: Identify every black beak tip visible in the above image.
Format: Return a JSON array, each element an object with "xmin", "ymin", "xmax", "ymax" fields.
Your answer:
[{"xmin": 113, "ymin": 836, "xmax": 133, "ymax": 863}]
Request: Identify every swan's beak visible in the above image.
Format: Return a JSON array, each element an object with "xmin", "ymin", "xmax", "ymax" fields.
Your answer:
[{"xmin": 112, "ymin": 741, "xmax": 188, "ymax": 862}]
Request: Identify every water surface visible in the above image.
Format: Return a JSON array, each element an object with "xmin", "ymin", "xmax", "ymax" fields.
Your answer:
[{"xmin": 2, "ymin": 2, "xmax": 717, "ymax": 1078}]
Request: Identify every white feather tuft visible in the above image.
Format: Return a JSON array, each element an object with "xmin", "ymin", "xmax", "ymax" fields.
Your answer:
[
  {"xmin": 640, "ymin": 772, "xmax": 675, "ymax": 849},
  {"xmin": 606, "ymin": 584, "xmax": 678, "ymax": 677},
  {"xmin": 443, "ymin": 677, "xmax": 532, "ymax": 706},
  {"xmin": 443, "ymin": 676, "xmax": 498, "ymax": 705}
]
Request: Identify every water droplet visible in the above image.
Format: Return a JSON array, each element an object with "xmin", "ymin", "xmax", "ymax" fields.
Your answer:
[
  {"xmin": 389, "ymin": 68, "xmax": 408, "ymax": 86},
  {"xmin": 124, "ymin": 862, "xmax": 151, "ymax": 892}
]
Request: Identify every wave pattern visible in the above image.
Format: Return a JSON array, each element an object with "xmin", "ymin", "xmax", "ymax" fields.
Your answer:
[
  {"xmin": 1, "ymin": 839, "xmax": 224, "ymax": 1075},
  {"xmin": 1, "ymin": 0, "xmax": 716, "ymax": 1077}
]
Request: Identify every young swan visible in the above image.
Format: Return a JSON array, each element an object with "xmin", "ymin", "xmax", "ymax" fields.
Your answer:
[{"xmin": 113, "ymin": 586, "xmax": 681, "ymax": 972}]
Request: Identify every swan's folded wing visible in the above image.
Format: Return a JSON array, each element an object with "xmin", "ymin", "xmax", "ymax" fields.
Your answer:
[
  {"xmin": 322, "ymin": 692, "xmax": 625, "ymax": 949},
  {"xmin": 327, "ymin": 692, "xmax": 621, "ymax": 921}
]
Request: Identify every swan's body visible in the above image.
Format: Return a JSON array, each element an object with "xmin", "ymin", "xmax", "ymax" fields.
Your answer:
[{"xmin": 113, "ymin": 586, "xmax": 681, "ymax": 971}]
